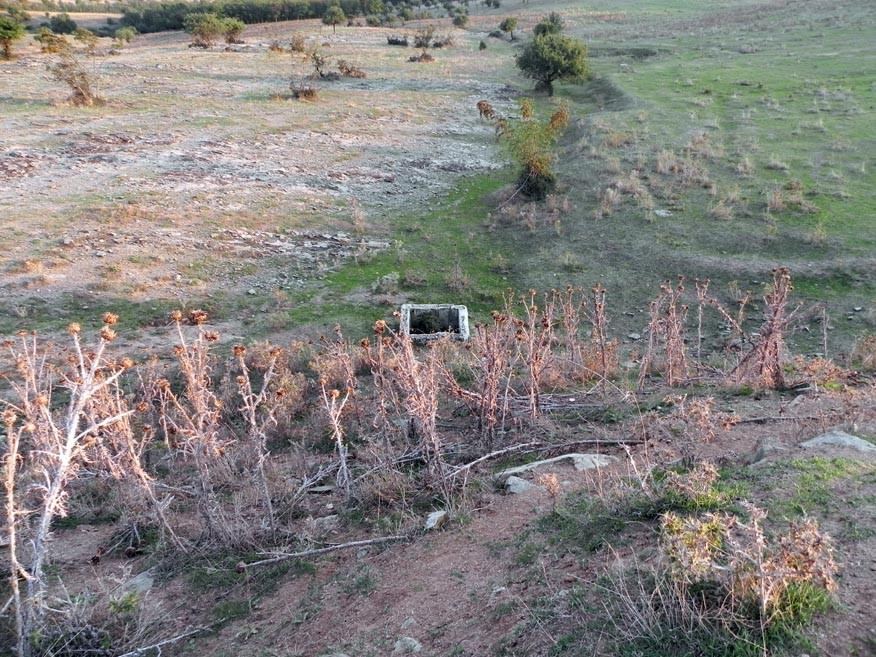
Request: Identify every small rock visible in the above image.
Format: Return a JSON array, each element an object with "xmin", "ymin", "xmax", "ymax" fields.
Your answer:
[
  {"xmin": 749, "ymin": 436, "xmax": 788, "ymax": 464},
  {"xmin": 401, "ymin": 616, "xmax": 417, "ymax": 629},
  {"xmin": 307, "ymin": 485, "xmax": 335, "ymax": 494},
  {"xmin": 800, "ymin": 430, "xmax": 876, "ymax": 453},
  {"xmin": 122, "ymin": 571, "xmax": 154, "ymax": 596},
  {"xmin": 392, "ymin": 637, "xmax": 422, "ymax": 655},
  {"xmin": 424, "ymin": 510, "xmax": 448, "ymax": 531},
  {"xmin": 505, "ymin": 475, "xmax": 536, "ymax": 494},
  {"xmin": 310, "ymin": 514, "xmax": 339, "ymax": 534},
  {"xmin": 627, "ymin": 332, "xmax": 641, "ymax": 340},
  {"xmin": 247, "ymin": 288, "xmax": 257, "ymax": 295}
]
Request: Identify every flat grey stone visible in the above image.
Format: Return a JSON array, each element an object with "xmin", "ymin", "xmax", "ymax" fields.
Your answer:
[
  {"xmin": 505, "ymin": 475, "xmax": 536, "ymax": 494},
  {"xmin": 424, "ymin": 510, "xmax": 448, "ymax": 530},
  {"xmin": 800, "ymin": 430, "xmax": 876, "ymax": 453},
  {"xmin": 749, "ymin": 436, "xmax": 789, "ymax": 464},
  {"xmin": 497, "ymin": 453, "xmax": 617, "ymax": 481},
  {"xmin": 393, "ymin": 636, "xmax": 422, "ymax": 654}
]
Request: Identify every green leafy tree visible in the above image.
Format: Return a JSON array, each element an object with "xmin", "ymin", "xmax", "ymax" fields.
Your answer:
[
  {"xmin": 533, "ymin": 11, "xmax": 564, "ymax": 37},
  {"xmin": 0, "ymin": 15, "xmax": 25, "ymax": 59},
  {"xmin": 48, "ymin": 12, "xmax": 77, "ymax": 34},
  {"xmin": 221, "ymin": 17, "xmax": 245, "ymax": 43},
  {"xmin": 499, "ymin": 16, "xmax": 517, "ymax": 40},
  {"xmin": 515, "ymin": 33, "xmax": 588, "ymax": 96},
  {"xmin": 113, "ymin": 26, "xmax": 137, "ymax": 47},
  {"xmin": 322, "ymin": 5, "xmax": 346, "ymax": 33},
  {"xmin": 183, "ymin": 12, "xmax": 225, "ymax": 47}
]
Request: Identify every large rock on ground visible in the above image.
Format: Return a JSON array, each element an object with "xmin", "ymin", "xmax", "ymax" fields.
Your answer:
[
  {"xmin": 800, "ymin": 430, "xmax": 876, "ymax": 454},
  {"xmin": 505, "ymin": 475, "xmax": 536, "ymax": 494}
]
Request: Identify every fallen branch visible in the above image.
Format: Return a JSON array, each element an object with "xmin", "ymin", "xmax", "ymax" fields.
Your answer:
[
  {"xmin": 116, "ymin": 624, "xmax": 213, "ymax": 657},
  {"xmin": 736, "ymin": 414, "xmax": 825, "ymax": 424},
  {"xmin": 447, "ymin": 437, "xmax": 643, "ymax": 480},
  {"xmin": 243, "ymin": 535, "xmax": 410, "ymax": 570}
]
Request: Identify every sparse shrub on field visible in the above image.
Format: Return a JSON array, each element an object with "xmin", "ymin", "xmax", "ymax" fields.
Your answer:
[
  {"xmin": 387, "ymin": 34, "xmax": 408, "ymax": 46},
  {"xmin": 338, "ymin": 58, "xmax": 366, "ymax": 78},
  {"xmin": 479, "ymin": 39, "xmax": 487, "ymax": 50},
  {"xmin": 48, "ymin": 12, "xmax": 77, "ymax": 34},
  {"xmin": 516, "ymin": 33, "xmax": 588, "ymax": 96},
  {"xmin": 184, "ymin": 12, "xmax": 225, "ymax": 47},
  {"xmin": 499, "ymin": 16, "xmax": 517, "ymax": 40},
  {"xmin": 533, "ymin": 11, "xmax": 564, "ymax": 37},
  {"xmin": 432, "ymin": 34, "xmax": 454, "ymax": 48},
  {"xmin": 49, "ymin": 50, "xmax": 103, "ymax": 106},
  {"xmin": 413, "ymin": 24, "xmax": 435, "ymax": 48},
  {"xmin": 36, "ymin": 27, "xmax": 70, "ymax": 54},
  {"xmin": 113, "ymin": 26, "xmax": 137, "ymax": 48},
  {"xmin": 408, "ymin": 49, "xmax": 434, "ymax": 63},
  {"xmin": 289, "ymin": 33, "xmax": 306, "ymax": 52},
  {"xmin": 452, "ymin": 13, "xmax": 469, "ymax": 28},
  {"xmin": 221, "ymin": 17, "xmax": 246, "ymax": 43},
  {"xmin": 0, "ymin": 14, "xmax": 25, "ymax": 59}
]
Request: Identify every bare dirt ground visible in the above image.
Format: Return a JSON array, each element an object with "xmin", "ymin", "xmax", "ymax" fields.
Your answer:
[{"xmin": 0, "ymin": 19, "xmax": 510, "ymax": 335}]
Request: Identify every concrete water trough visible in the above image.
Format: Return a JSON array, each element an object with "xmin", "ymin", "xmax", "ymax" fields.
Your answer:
[{"xmin": 399, "ymin": 303, "xmax": 470, "ymax": 343}]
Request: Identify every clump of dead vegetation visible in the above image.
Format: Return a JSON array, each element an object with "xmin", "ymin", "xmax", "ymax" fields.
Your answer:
[{"xmin": 0, "ymin": 268, "xmax": 859, "ymax": 654}]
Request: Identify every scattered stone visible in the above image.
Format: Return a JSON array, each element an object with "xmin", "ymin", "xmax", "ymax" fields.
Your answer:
[
  {"xmin": 122, "ymin": 571, "xmax": 154, "ymax": 596},
  {"xmin": 307, "ymin": 485, "xmax": 335, "ymax": 494},
  {"xmin": 424, "ymin": 510, "xmax": 448, "ymax": 531},
  {"xmin": 626, "ymin": 332, "xmax": 641, "ymax": 340},
  {"xmin": 310, "ymin": 514, "xmax": 339, "ymax": 534},
  {"xmin": 392, "ymin": 637, "xmax": 422, "ymax": 655},
  {"xmin": 749, "ymin": 436, "xmax": 789, "ymax": 464},
  {"xmin": 497, "ymin": 454, "xmax": 617, "ymax": 482},
  {"xmin": 800, "ymin": 430, "xmax": 876, "ymax": 453},
  {"xmin": 505, "ymin": 475, "xmax": 536, "ymax": 494}
]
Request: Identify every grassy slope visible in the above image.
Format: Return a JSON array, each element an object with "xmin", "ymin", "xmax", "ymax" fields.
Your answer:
[{"xmin": 291, "ymin": 0, "xmax": 874, "ymax": 351}]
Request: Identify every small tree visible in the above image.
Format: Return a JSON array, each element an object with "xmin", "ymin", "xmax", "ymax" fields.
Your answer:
[
  {"xmin": 0, "ymin": 15, "xmax": 25, "ymax": 59},
  {"xmin": 516, "ymin": 33, "xmax": 588, "ymax": 96},
  {"xmin": 183, "ymin": 12, "xmax": 225, "ymax": 47},
  {"xmin": 533, "ymin": 11, "xmax": 564, "ymax": 37},
  {"xmin": 113, "ymin": 26, "xmax": 137, "ymax": 47},
  {"xmin": 501, "ymin": 100, "xmax": 570, "ymax": 199},
  {"xmin": 221, "ymin": 17, "xmax": 245, "ymax": 43},
  {"xmin": 452, "ymin": 13, "xmax": 469, "ymax": 28},
  {"xmin": 499, "ymin": 16, "xmax": 517, "ymax": 40},
  {"xmin": 48, "ymin": 12, "xmax": 77, "ymax": 34},
  {"xmin": 322, "ymin": 5, "xmax": 346, "ymax": 33}
]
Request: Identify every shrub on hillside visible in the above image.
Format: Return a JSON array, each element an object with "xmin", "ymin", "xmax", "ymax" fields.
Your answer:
[
  {"xmin": 0, "ymin": 14, "xmax": 25, "ymax": 59},
  {"xmin": 48, "ymin": 12, "xmax": 77, "ymax": 34},
  {"xmin": 183, "ymin": 12, "xmax": 225, "ymax": 47},
  {"xmin": 221, "ymin": 17, "xmax": 246, "ymax": 43},
  {"xmin": 533, "ymin": 11, "xmax": 564, "ymax": 37}
]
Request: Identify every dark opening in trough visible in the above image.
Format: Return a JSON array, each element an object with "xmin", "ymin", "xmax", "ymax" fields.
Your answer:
[{"xmin": 400, "ymin": 304, "xmax": 470, "ymax": 343}]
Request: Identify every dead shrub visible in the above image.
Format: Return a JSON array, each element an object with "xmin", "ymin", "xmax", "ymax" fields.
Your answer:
[
  {"xmin": 49, "ymin": 51, "xmax": 102, "ymax": 106},
  {"xmin": 289, "ymin": 33, "xmax": 306, "ymax": 52},
  {"xmin": 732, "ymin": 267, "xmax": 799, "ymax": 389},
  {"xmin": 851, "ymin": 334, "xmax": 876, "ymax": 371},
  {"xmin": 337, "ymin": 59, "xmax": 366, "ymax": 78},
  {"xmin": 408, "ymin": 49, "xmax": 435, "ymax": 63},
  {"xmin": 639, "ymin": 279, "xmax": 690, "ymax": 388}
]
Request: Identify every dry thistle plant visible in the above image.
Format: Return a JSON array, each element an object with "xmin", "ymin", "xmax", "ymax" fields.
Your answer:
[
  {"xmin": 153, "ymin": 310, "xmax": 236, "ymax": 544},
  {"xmin": 514, "ymin": 290, "xmax": 557, "ymax": 420},
  {"xmin": 639, "ymin": 279, "xmax": 690, "ymax": 389},
  {"xmin": 731, "ymin": 267, "xmax": 799, "ymax": 389},
  {"xmin": 1, "ymin": 319, "xmax": 145, "ymax": 656}
]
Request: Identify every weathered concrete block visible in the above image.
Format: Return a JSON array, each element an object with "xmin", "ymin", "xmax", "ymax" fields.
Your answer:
[{"xmin": 400, "ymin": 303, "xmax": 470, "ymax": 343}]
